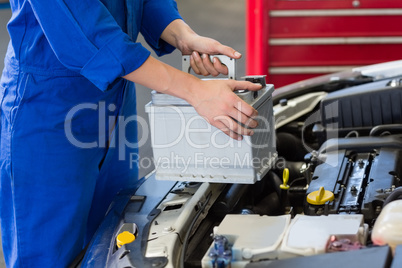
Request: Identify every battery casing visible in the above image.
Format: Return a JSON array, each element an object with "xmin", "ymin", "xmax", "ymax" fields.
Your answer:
[{"xmin": 145, "ymin": 83, "xmax": 276, "ymax": 184}]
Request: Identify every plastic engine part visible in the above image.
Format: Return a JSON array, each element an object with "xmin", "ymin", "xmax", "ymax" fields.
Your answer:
[{"xmin": 305, "ymin": 136, "xmax": 402, "ymax": 221}]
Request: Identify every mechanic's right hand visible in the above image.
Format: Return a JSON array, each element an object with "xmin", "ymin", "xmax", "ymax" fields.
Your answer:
[
  {"xmin": 122, "ymin": 55, "xmax": 261, "ymax": 140},
  {"xmin": 187, "ymin": 79, "xmax": 262, "ymax": 140}
]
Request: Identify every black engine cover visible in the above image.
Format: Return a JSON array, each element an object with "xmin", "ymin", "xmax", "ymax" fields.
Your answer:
[{"xmin": 305, "ymin": 136, "xmax": 402, "ymax": 222}]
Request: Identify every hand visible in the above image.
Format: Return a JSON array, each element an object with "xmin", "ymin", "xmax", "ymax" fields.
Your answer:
[
  {"xmin": 188, "ymin": 79, "xmax": 262, "ymax": 140},
  {"xmin": 183, "ymin": 36, "xmax": 241, "ymax": 77},
  {"xmin": 161, "ymin": 19, "xmax": 241, "ymax": 76},
  {"xmin": 123, "ymin": 55, "xmax": 262, "ymax": 140}
]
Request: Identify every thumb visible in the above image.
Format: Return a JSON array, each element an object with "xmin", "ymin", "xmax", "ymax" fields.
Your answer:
[{"xmin": 230, "ymin": 81, "xmax": 263, "ymax": 92}]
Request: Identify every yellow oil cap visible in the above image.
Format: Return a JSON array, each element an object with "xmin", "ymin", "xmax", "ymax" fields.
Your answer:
[
  {"xmin": 116, "ymin": 231, "xmax": 136, "ymax": 248},
  {"xmin": 307, "ymin": 186, "xmax": 334, "ymax": 205},
  {"xmin": 280, "ymin": 168, "xmax": 290, "ymax": 190}
]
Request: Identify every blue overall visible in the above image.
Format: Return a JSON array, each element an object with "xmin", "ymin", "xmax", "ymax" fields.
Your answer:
[{"xmin": 0, "ymin": 0, "xmax": 181, "ymax": 267}]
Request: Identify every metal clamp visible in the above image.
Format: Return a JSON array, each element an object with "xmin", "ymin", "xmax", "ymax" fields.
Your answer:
[{"xmin": 182, "ymin": 55, "xmax": 236, "ymax": 80}]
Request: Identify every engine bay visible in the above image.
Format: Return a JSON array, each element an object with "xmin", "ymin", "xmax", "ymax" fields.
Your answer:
[{"xmin": 79, "ymin": 61, "xmax": 402, "ymax": 268}]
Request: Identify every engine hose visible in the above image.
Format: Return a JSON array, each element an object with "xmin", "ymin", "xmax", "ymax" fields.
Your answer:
[
  {"xmin": 369, "ymin": 124, "xmax": 402, "ymax": 136},
  {"xmin": 383, "ymin": 187, "xmax": 402, "ymax": 208}
]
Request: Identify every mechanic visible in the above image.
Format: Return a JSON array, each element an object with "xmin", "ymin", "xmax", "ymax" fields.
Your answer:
[{"xmin": 0, "ymin": 0, "xmax": 261, "ymax": 267}]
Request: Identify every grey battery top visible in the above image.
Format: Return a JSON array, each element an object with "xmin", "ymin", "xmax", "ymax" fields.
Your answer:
[{"xmin": 151, "ymin": 56, "xmax": 273, "ymax": 108}]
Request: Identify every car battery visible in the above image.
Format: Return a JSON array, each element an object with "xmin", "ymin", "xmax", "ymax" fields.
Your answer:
[{"xmin": 145, "ymin": 56, "xmax": 277, "ymax": 184}]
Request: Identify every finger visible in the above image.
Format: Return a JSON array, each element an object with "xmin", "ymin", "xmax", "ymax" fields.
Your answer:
[
  {"xmin": 215, "ymin": 43, "xmax": 242, "ymax": 59},
  {"xmin": 228, "ymin": 107, "xmax": 258, "ymax": 128},
  {"xmin": 192, "ymin": 52, "xmax": 209, "ymax": 76},
  {"xmin": 234, "ymin": 99, "xmax": 258, "ymax": 118},
  {"xmin": 230, "ymin": 80, "xmax": 263, "ymax": 92},
  {"xmin": 190, "ymin": 54, "xmax": 201, "ymax": 75},
  {"xmin": 202, "ymin": 113, "xmax": 242, "ymax": 140},
  {"xmin": 212, "ymin": 57, "xmax": 228, "ymax": 75},
  {"xmin": 213, "ymin": 121, "xmax": 242, "ymax": 140},
  {"xmin": 202, "ymin": 54, "xmax": 219, "ymax": 77},
  {"xmin": 216, "ymin": 115, "xmax": 255, "ymax": 136}
]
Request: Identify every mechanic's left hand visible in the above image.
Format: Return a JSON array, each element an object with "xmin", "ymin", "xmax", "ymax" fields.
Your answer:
[
  {"xmin": 161, "ymin": 19, "xmax": 242, "ymax": 76},
  {"xmin": 180, "ymin": 35, "xmax": 242, "ymax": 77}
]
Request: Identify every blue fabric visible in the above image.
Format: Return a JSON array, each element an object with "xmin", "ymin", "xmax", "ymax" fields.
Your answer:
[{"xmin": 0, "ymin": 0, "xmax": 182, "ymax": 267}]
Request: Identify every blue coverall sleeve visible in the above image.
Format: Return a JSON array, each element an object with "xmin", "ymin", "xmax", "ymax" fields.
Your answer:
[
  {"xmin": 141, "ymin": 0, "xmax": 183, "ymax": 56},
  {"xmin": 28, "ymin": 0, "xmax": 153, "ymax": 91}
]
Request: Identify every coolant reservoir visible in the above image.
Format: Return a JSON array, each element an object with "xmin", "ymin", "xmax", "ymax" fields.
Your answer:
[{"xmin": 372, "ymin": 200, "xmax": 402, "ymax": 253}]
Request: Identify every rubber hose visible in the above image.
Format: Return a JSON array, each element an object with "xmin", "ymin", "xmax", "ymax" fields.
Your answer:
[{"xmin": 383, "ymin": 187, "xmax": 402, "ymax": 208}]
